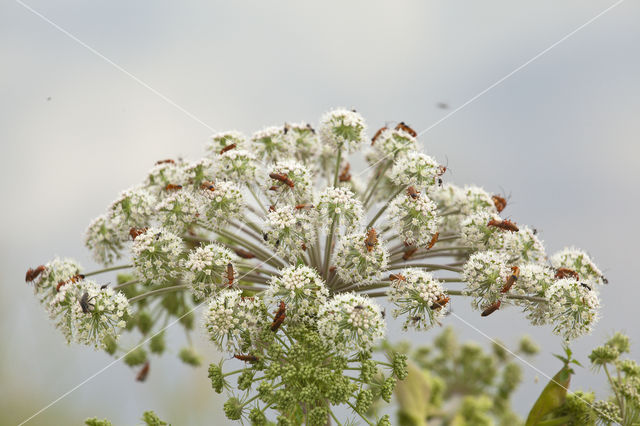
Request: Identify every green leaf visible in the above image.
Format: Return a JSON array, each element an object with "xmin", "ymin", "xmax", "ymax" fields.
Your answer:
[
  {"xmin": 525, "ymin": 357, "xmax": 573, "ymax": 426},
  {"xmin": 395, "ymin": 361, "xmax": 432, "ymax": 426}
]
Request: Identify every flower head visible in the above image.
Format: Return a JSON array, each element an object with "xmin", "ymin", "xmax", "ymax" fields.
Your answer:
[
  {"xmin": 184, "ymin": 158, "xmax": 216, "ymax": 189},
  {"xmin": 319, "ymin": 108, "xmax": 367, "ymax": 153},
  {"xmin": 316, "ymin": 186, "xmax": 363, "ymax": 233},
  {"xmin": 216, "ymin": 149, "xmax": 260, "ymax": 183},
  {"xmin": 284, "ymin": 122, "xmax": 320, "ymax": 162},
  {"xmin": 386, "ymin": 191, "xmax": 439, "ymax": 246},
  {"xmin": 463, "ymin": 250, "xmax": 509, "ymax": 310},
  {"xmin": 198, "ymin": 181, "xmax": 245, "ymax": 229},
  {"xmin": 184, "ymin": 243, "xmax": 237, "ymax": 298},
  {"xmin": 203, "ymin": 289, "xmax": 266, "ymax": 352},
  {"xmin": 31, "ymin": 257, "xmax": 82, "ymax": 300},
  {"xmin": 369, "ymin": 128, "xmax": 418, "ymax": 163},
  {"xmin": 85, "ymin": 214, "xmax": 125, "ymax": 265},
  {"xmin": 144, "ymin": 160, "xmax": 188, "ymax": 193},
  {"xmin": 544, "ymin": 278, "xmax": 600, "ymax": 340},
  {"xmin": 266, "ymin": 160, "xmax": 313, "ymax": 205},
  {"xmin": 387, "ymin": 269, "xmax": 447, "ymax": 330},
  {"xmin": 207, "ymin": 131, "xmax": 247, "ymax": 156},
  {"xmin": 502, "ymin": 226, "xmax": 546, "ymax": 263},
  {"xmin": 131, "ymin": 227, "xmax": 184, "ymax": 284},
  {"xmin": 263, "ymin": 205, "xmax": 318, "ymax": 261},
  {"xmin": 334, "ymin": 231, "xmax": 389, "ymax": 285},
  {"xmin": 550, "ymin": 247, "xmax": 605, "ymax": 286},
  {"xmin": 389, "ymin": 152, "xmax": 440, "ymax": 189},
  {"xmin": 156, "ymin": 190, "xmax": 204, "ymax": 233},
  {"xmin": 251, "ymin": 126, "xmax": 291, "ymax": 163},
  {"xmin": 317, "ymin": 293, "xmax": 385, "ymax": 354},
  {"xmin": 265, "ymin": 265, "xmax": 329, "ymax": 321},
  {"xmin": 108, "ymin": 186, "xmax": 156, "ymax": 231}
]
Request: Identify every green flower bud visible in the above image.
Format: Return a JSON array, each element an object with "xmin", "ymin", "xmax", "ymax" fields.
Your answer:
[
  {"xmin": 178, "ymin": 347, "xmax": 202, "ymax": 367},
  {"xmin": 124, "ymin": 347, "xmax": 147, "ymax": 366},
  {"xmin": 238, "ymin": 370, "xmax": 255, "ymax": 391},
  {"xmin": 308, "ymin": 407, "xmax": 329, "ymax": 426},
  {"xmin": 355, "ymin": 389, "xmax": 373, "ymax": 413},
  {"xmin": 149, "ymin": 332, "xmax": 166, "ymax": 354},
  {"xmin": 85, "ymin": 418, "xmax": 112, "ymax": 426},
  {"xmin": 137, "ymin": 311, "xmax": 153, "ymax": 335},
  {"xmin": 208, "ymin": 363, "xmax": 226, "ymax": 393},
  {"xmin": 376, "ymin": 415, "xmax": 391, "ymax": 426},
  {"xmin": 248, "ymin": 408, "xmax": 267, "ymax": 426},
  {"xmin": 360, "ymin": 359, "xmax": 378, "ymax": 382},
  {"xmin": 141, "ymin": 410, "xmax": 167, "ymax": 426},
  {"xmin": 102, "ymin": 335, "xmax": 118, "ymax": 355},
  {"xmin": 391, "ymin": 352, "xmax": 408, "ymax": 380},
  {"xmin": 617, "ymin": 359, "xmax": 640, "ymax": 377},
  {"xmin": 381, "ymin": 377, "xmax": 396, "ymax": 403},
  {"xmin": 589, "ymin": 345, "xmax": 619, "ymax": 367},
  {"xmin": 606, "ymin": 332, "xmax": 630, "ymax": 354},
  {"xmin": 592, "ymin": 400, "xmax": 622, "ymax": 425},
  {"xmin": 518, "ymin": 335, "xmax": 540, "ymax": 356},
  {"xmin": 224, "ymin": 397, "xmax": 243, "ymax": 420}
]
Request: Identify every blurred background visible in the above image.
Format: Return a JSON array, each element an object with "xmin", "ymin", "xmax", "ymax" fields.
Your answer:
[{"xmin": 1, "ymin": 0, "xmax": 639, "ymax": 424}]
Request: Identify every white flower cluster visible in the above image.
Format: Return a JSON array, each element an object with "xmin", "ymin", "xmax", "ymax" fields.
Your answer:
[
  {"xmin": 318, "ymin": 108, "xmax": 367, "ymax": 153},
  {"xmin": 145, "ymin": 159, "xmax": 188, "ymax": 194},
  {"xmin": 460, "ymin": 210, "xmax": 504, "ymax": 250},
  {"xmin": 183, "ymin": 243, "xmax": 237, "ymax": 299},
  {"xmin": 184, "ymin": 158, "xmax": 216, "ymax": 188},
  {"xmin": 84, "ymin": 214, "xmax": 126, "ymax": 265},
  {"xmin": 207, "ymin": 131, "xmax": 247, "ymax": 155},
  {"xmin": 334, "ymin": 231, "xmax": 389, "ymax": 285},
  {"xmin": 203, "ymin": 289, "xmax": 266, "ymax": 351},
  {"xmin": 431, "ymin": 183, "xmax": 497, "ymax": 235},
  {"xmin": 215, "ymin": 149, "xmax": 260, "ymax": 183},
  {"xmin": 156, "ymin": 190, "xmax": 203, "ymax": 233},
  {"xmin": 251, "ymin": 126, "xmax": 290, "ymax": 163},
  {"xmin": 316, "ymin": 186, "xmax": 363, "ymax": 232},
  {"xmin": 199, "ymin": 180, "xmax": 245, "ymax": 229},
  {"xmin": 462, "ymin": 250, "xmax": 509, "ymax": 310},
  {"xmin": 284, "ymin": 122, "xmax": 320, "ymax": 162},
  {"xmin": 369, "ymin": 128, "xmax": 418, "ymax": 163},
  {"xmin": 263, "ymin": 206, "xmax": 318, "ymax": 260},
  {"xmin": 109, "ymin": 186, "xmax": 156, "ymax": 231},
  {"xmin": 317, "ymin": 293, "xmax": 385, "ymax": 354},
  {"xmin": 265, "ymin": 265, "xmax": 329, "ymax": 321},
  {"xmin": 131, "ymin": 227, "xmax": 184, "ymax": 284},
  {"xmin": 544, "ymin": 278, "xmax": 600, "ymax": 339},
  {"xmin": 266, "ymin": 160, "xmax": 313, "ymax": 205},
  {"xmin": 387, "ymin": 269, "xmax": 447, "ymax": 331},
  {"xmin": 550, "ymin": 247, "xmax": 605, "ymax": 286},
  {"xmin": 386, "ymin": 191, "xmax": 439, "ymax": 246},
  {"xmin": 503, "ymin": 226, "xmax": 546, "ymax": 263},
  {"xmin": 48, "ymin": 279, "xmax": 129, "ymax": 349},
  {"xmin": 389, "ymin": 152, "xmax": 440, "ymax": 189},
  {"xmin": 31, "ymin": 257, "xmax": 82, "ymax": 300}
]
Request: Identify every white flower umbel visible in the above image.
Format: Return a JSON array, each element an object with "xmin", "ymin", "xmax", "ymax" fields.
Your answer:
[
  {"xmin": 85, "ymin": 214, "xmax": 125, "ymax": 266},
  {"xmin": 156, "ymin": 190, "xmax": 203, "ymax": 234},
  {"xmin": 463, "ymin": 250, "xmax": 510, "ymax": 310},
  {"xmin": 284, "ymin": 122, "xmax": 320, "ymax": 163},
  {"xmin": 316, "ymin": 186, "xmax": 364, "ymax": 233},
  {"xmin": 263, "ymin": 206, "xmax": 318, "ymax": 261},
  {"xmin": 460, "ymin": 210, "xmax": 505, "ymax": 250},
  {"xmin": 389, "ymin": 152, "xmax": 440, "ymax": 189},
  {"xmin": 32, "ymin": 257, "xmax": 82, "ymax": 300},
  {"xmin": 184, "ymin": 158, "xmax": 216, "ymax": 188},
  {"xmin": 109, "ymin": 186, "xmax": 156, "ymax": 231},
  {"xmin": 207, "ymin": 131, "xmax": 247, "ymax": 156},
  {"xmin": 334, "ymin": 231, "xmax": 389, "ymax": 285},
  {"xmin": 370, "ymin": 128, "xmax": 418, "ymax": 163},
  {"xmin": 550, "ymin": 247, "xmax": 605, "ymax": 286},
  {"xmin": 545, "ymin": 278, "xmax": 600, "ymax": 340},
  {"xmin": 251, "ymin": 126, "xmax": 291, "ymax": 163},
  {"xmin": 386, "ymin": 191, "xmax": 439, "ymax": 246},
  {"xmin": 184, "ymin": 243, "xmax": 237, "ymax": 299},
  {"xmin": 265, "ymin": 265, "xmax": 329, "ymax": 321},
  {"xmin": 317, "ymin": 293, "xmax": 385, "ymax": 355},
  {"xmin": 199, "ymin": 181, "xmax": 245, "ymax": 230},
  {"xmin": 216, "ymin": 148, "xmax": 260, "ymax": 184},
  {"xmin": 266, "ymin": 160, "xmax": 314, "ymax": 205},
  {"xmin": 131, "ymin": 227, "xmax": 184, "ymax": 284},
  {"xmin": 503, "ymin": 226, "xmax": 546, "ymax": 263},
  {"xmin": 144, "ymin": 160, "xmax": 188, "ymax": 192},
  {"xmin": 53, "ymin": 280, "xmax": 129, "ymax": 349},
  {"xmin": 515, "ymin": 263, "xmax": 555, "ymax": 325},
  {"xmin": 318, "ymin": 108, "xmax": 367, "ymax": 153},
  {"xmin": 203, "ymin": 288, "xmax": 265, "ymax": 352},
  {"xmin": 430, "ymin": 183, "xmax": 466, "ymax": 234},
  {"xmin": 458, "ymin": 186, "xmax": 497, "ymax": 216},
  {"xmin": 387, "ymin": 269, "xmax": 447, "ymax": 331}
]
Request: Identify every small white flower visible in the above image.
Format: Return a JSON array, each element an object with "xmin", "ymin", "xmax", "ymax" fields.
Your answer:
[
  {"xmin": 463, "ymin": 250, "xmax": 510, "ymax": 310},
  {"xmin": 251, "ymin": 126, "xmax": 292, "ymax": 163},
  {"xmin": 550, "ymin": 247, "xmax": 605, "ymax": 286},
  {"xmin": 265, "ymin": 265, "xmax": 329, "ymax": 321},
  {"xmin": 263, "ymin": 205, "xmax": 318, "ymax": 261},
  {"xmin": 284, "ymin": 122, "xmax": 320, "ymax": 163},
  {"xmin": 85, "ymin": 214, "xmax": 125, "ymax": 266},
  {"xmin": 389, "ymin": 152, "xmax": 440, "ymax": 189},
  {"xmin": 108, "ymin": 186, "xmax": 156, "ymax": 231},
  {"xmin": 386, "ymin": 191, "xmax": 439, "ymax": 246},
  {"xmin": 184, "ymin": 243, "xmax": 237, "ymax": 299},
  {"xmin": 215, "ymin": 148, "xmax": 260, "ymax": 184},
  {"xmin": 317, "ymin": 293, "xmax": 385, "ymax": 354},
  {"xmin": 316, "ymin": 186, "xmax": 364, "ymax": 233},
  {"xmin": 203, "ymin": 289, "xmax": 266, "ymax": 352},
  {"xmin": 460, "ymin": 210, "xmax": 505, "ymax": 250},
  {"xmin": 387, "ymin": 269, "xmax": 447, "ymax": 330},
  {"xmin": 156, "ymin": 190, "xmax": 204, "ymax": 234},
  {"xmin": 318, "ymin": 108, "xmax": 367, "ymax": 153},
  {"xmin": 544, "ymin": 278, "xmax": 600, "ymax": 340},
  {"xmin": 131, "ymin": 227, "xmax": 184, "ymax": 284},
  {"xmin": 334, "ymin": 231, "xmax": 389, "ymax": 285},
  {"xmin": 265, "ymin": 160, "xmax": 314, "ymax": 205},
  {"xmin": 502, "ymin": 226, "xmax": 546, "ymax": 263},
  {"xmin": 198, "ymin": 181, "xmax": 245, "ymax": 229}
]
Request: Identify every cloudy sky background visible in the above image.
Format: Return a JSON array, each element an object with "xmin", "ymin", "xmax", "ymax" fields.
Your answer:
[{"xmin": 1, "ymin": 0, "xmax": 639, "ymax": 424}]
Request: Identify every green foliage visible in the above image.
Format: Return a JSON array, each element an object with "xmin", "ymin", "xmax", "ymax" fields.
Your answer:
[
  {"xmin": 141, "ymin": 410, "xmax": 168, "ymax": 426},
  {"xmin": 85, "ymin": 417, "xmax": 112, "ymax": 426},
  {"xmin": 178, "ymin": 346, "xmax": 202, "ymax": 367}
]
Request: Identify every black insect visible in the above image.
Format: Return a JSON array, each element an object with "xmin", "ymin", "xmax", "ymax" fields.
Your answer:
[
  {"xmin": 79, "ymin": 292, "xmax": 96, "ymax": 314},
  {"xmin": 580, "ymin": 282, "xmax": 592, "ymax": 291}
]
